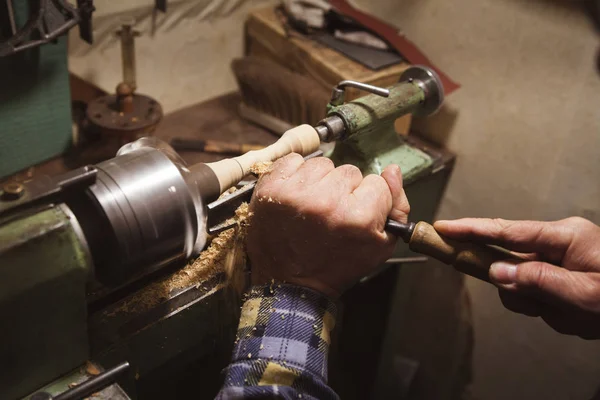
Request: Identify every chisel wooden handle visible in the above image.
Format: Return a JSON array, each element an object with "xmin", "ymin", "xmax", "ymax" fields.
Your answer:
[
  {"xmin": 407, "ymin": 221, "xmax": 523, "ymax": 282},
  {"xmin": 171, "ymin": 138, "xmax": 265, "ymax": 155}
]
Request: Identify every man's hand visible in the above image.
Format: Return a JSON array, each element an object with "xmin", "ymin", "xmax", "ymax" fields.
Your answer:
[
  {"xmin": 246, "ymin": 154, "xmax": 410, "ymax": 298},
  {"xmin": 435, "ymin": 217, "xmax": 600, "ymax": 339}
]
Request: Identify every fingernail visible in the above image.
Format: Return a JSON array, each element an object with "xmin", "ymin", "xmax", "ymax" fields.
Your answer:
[
  {"xmin": 433, "ymin": 220, "xmax": 449, "ymax": 229},
  {"xmin": 490, "ymin": 261, "xmax": 517, "ymax": 284}
]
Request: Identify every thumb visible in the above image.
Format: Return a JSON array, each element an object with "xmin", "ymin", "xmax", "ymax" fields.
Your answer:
[
  {"xmin": 381, "ymin": 164, "xmax": 410, "ymax": 223},
  {"xmin": 490, "ymin": 260, "xmax": 592, "ymax": 309}
]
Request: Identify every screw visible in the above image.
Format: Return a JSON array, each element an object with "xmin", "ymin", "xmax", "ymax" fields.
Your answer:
[{"xmin": 2, "ymin": 182, "xmax": 24, "ymax": 201}]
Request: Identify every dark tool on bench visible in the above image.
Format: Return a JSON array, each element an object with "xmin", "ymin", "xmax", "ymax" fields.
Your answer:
[{"xmin": 170, "ymin": 137, "xmax": 265, "ymax": 155}]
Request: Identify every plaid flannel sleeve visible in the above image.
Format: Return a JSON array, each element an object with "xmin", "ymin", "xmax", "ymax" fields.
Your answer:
[{"xmin": 216, "ymin": 284, "xmax": 339, "ymax": 400}]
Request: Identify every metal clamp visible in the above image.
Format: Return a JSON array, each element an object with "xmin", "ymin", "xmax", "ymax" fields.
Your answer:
[
  {"xmin": 329, "ymin": 80, "xmax": 390, "ymax": 106},
  {"xmin": 0, "ymin": 0, "xmax": 95, "ymax": 57}
]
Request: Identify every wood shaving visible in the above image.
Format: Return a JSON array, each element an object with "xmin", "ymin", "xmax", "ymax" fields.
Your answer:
[
  {"xmin": 85, "ymin": 362, "xmax": 100, "ymax": 376},
  {"xmin": 220, "ymin": 186, "xmax": 238, "ymax": 198},
  {"xmin": 104, "ymin": 202, "xmax": 252, "ymax": 317},
  {"xmin": 103, "ymin": 160, "xmax": 269, "ymax": 317},
  {"xmin": 250, "ymin": 161, "xmax": 273, "ymax": 175}
]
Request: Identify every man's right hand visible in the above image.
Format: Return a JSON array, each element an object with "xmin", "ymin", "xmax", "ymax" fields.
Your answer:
[
  {"xmin": 434, "ymin": 217, "xmax": 600, "ymax": 339},
  {"xmin": 245, "ymin": 154, "xmax": 409, "ymax": 299}
]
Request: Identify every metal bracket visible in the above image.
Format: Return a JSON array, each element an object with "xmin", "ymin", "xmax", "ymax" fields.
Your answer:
[
  {"xmin": 329, "ymin": 80, "xmax": 390, "ymax": 106},
  {"xmin": 0, "ymin": 0, "xmax": 95, "ymax": 57},
  {"xmin": 0, "ymin": 166, "xmax": 97, "ymax": 223}
]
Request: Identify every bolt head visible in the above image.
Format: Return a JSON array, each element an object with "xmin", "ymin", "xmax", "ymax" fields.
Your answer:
[
  {"xmin": 2, "ymin": 182, "xmax": 24, "ymax": 201},
  {"xmin": 116, "ymin": 82, "xmax": 133, "ymax": 97}
]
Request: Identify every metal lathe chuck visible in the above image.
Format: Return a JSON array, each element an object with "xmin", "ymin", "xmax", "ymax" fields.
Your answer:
[
  {"xmin": 83, "ymin": 138, "xmax": 208, "ymax": 281},
  {"xmin": 0, "ymin": 138, "xmax": 212, "ymax": 283}
]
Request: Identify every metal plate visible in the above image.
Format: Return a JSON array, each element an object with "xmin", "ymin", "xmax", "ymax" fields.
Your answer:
[{"xmin": 87, "ymin": 94, "xmax": 162, "ymax": 136}]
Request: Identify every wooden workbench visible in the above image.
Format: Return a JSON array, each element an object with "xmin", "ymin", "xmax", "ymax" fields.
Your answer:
[{"xmin": 2, "ymin": 88, "xmax": 277, "ymax": 184}]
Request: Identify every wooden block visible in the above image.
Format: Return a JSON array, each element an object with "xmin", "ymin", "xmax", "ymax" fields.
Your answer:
[{"xmin": 246, "ymin": 7, "xmax": 412, "ymax": 134}]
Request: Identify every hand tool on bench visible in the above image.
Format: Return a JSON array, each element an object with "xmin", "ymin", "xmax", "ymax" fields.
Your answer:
[{"xmin": 170, "ymin": 137, "xmax": 265, "ymax": 155}]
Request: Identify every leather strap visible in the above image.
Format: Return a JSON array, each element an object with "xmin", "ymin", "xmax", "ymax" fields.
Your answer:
[{"xmin": 329, "ymin": 0, "xmax": 460, "ymax": 95}]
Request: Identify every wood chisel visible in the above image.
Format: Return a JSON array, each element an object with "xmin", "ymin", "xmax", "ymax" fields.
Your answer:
[{"xmin": 385, "ymin": 220, "xmax": 522, "ymax": 282}]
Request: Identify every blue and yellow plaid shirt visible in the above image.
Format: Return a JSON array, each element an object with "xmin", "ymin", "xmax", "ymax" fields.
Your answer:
[{"xmin": 216, "ymin": 284, "xmax": 339, "ymax": 399}]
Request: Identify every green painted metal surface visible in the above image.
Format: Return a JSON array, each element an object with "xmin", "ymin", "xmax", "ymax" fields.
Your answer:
[
  {"xmin": 0, "ymin": 2, "xmax": 72, "ymax": 178},
  {"xmin": 22, "ymin": 362, "xmax": 130, "ymax": 400},
  {"xmin": 328, "ymin": 82, "xmax": 424, "ymax": 140},
  {"xmin": 327, "ymin": 81, "xmax": 432, "ymax": 181},
  {"xmin": 0, "ymin": 206, "xmax": 91, "ymax": 399},
  {"xmin": 329, "ymin": 138, "xmax": 433, "ymax": 183}
]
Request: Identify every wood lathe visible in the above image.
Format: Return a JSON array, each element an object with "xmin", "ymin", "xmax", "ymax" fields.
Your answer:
[{"xmin": 0, "ymin": 66, "xmax": 489, "ymax": 399}]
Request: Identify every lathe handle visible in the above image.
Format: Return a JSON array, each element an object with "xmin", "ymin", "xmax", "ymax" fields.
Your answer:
[
  {"xmin": 205, "ymin": 124, "xmax": 321, "ymax": 193},
  {"xmin": 408, "ymin": 221, "xmax": 523, "ymax": 282}
]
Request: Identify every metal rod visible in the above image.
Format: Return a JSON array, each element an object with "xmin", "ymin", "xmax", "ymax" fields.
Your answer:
[
  {"xmin": 53, "ymin": 362, "xmax": 130, "ymax": 400},
  {"xmin": 118, "ymin": 20, "xmax": 137, "ymax": 91},
  {"xmin": 6, "ymin": 0, "xmax": 17, "ymax": 35},
  {"xmin": 384, "ymin": 219, "xmax": 416, "ymax": 242},
  {"xmin": 385, "ymin": 256, "xmax": 428, "ymax": 264},
  {"xmin": 336, "ymin": 81, "xmax": 390, "ymax": 98},
  {"xmin": 330, "ymin": 80, "xmax": 390, "ymax": 106}
]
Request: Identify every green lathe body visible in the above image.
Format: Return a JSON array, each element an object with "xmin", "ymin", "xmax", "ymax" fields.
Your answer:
[
  {"xmin": 0, "ymin": 205, "xmax": 91, "ymax": 399},
  {"xmin": 327, "ymin": 81, "xmax": 433, "ymax": 182}
]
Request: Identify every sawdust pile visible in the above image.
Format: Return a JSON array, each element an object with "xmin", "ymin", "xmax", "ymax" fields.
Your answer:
[
  {"xmin": 104, "ymin": 160, "xmax": 275, "ymax": 317},
  {"xmin": 105, "ymin": 203, "xmax": 252, "ymax": 316}
]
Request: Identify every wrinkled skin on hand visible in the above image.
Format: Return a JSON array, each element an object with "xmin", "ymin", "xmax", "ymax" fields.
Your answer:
[
  {"xmin": 435, "ymin": 217, "xmax": 600, "ymax": 339},
  {"xmin": 246, "ymin": 154, "xmax": 410, "ymax": 298}
]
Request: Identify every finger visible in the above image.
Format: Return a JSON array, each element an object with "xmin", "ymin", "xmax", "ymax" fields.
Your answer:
[
  {"xmin": 498, "ymin": 290, "xmax": 543, "ymax": 317},
  {"xmin": 381, "ymin": 164, "xmax": 410, "ymax": 223},
  {"xmin": 498, "ymin": 278, "xmax": 600, "ymax": 339},
  {"xmin": 321, "ymin": 164, "xmax": 363, "ymax": 194},
  {"xmin": 287, "ymin": 157, "xmax": 335, "ymax": 186},
  {"xmin": 433, "ymin": 218, "xmax": 572, "ymax": 255},
  {"xmin": 351, "ymin": 174, "xmax": 393, "ymax": 233},
  {"xmin": 490, "ymin": 260, "xmax": 598, "ymax": 311},
  {"xmin": 256, "ymin": 153, "xmax": 304, "ymax": 189}
]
